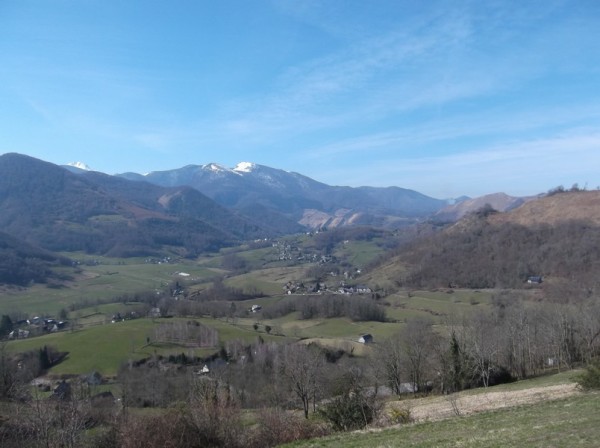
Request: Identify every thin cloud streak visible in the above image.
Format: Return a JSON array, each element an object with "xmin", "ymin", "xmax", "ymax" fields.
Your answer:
[
  {"xmin": 305, "ymin": 103, "xmax": 600, "ymax": 158},
  {"xmin": 316, "ymin": 131, "xmax": 600, "ymax": 197}
]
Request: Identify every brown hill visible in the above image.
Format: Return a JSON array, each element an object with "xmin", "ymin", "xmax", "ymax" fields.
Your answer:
[
  {"xmin": 434, "ymin": 193, "xmax": 533, "ymax": 222},
  {"xmin": 367, "ymin": 190, "xmax": 600, "ymax": 296},
  {"xmin": 490, "ymin": 190, "xmax": 600, "ymax": 226}
]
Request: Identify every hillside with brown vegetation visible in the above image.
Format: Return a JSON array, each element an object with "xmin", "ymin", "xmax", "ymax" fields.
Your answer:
[
  {"xmin": 434, "ymin": 192, "xmax": 533, "ymax": 222},
  {"xmin": 490, "ymin": 190, "xmax": 600, "ymax": 226},
  {"xmin": 367, "ymin": 190, "xmax": 600, "ymax": 296}
]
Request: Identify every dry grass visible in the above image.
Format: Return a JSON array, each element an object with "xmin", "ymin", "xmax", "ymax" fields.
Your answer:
[
  {"xmin": 283, "ymin": 375, "xmax": 598, "ymax": 448},
  {"xmin": 401, "ymin": 383, "xmax": 580, "ymax": 424},
  {"xmin": 491, "ymin": 190, "xmax": 600, "ymax": 226}
]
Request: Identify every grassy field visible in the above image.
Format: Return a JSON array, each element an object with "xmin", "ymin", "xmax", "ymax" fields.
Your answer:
[
  {"xmin": 2, "ymin": 287, "xmax": 496, "ymax": 377},
  {"xmin": 282, "ymin": 389, "xmax": 600, "ymax": 448},
  {"xmin": 223, "ymin": 266, "xmax": 309, "ymax": 295},
  {"xmin": 0, "ymin": 245, "xmax": 499, "ymax": 379},
  {"xmin": 5, "ymin": 316, "xmax": 287, "ymax": 376},
  {"xmin": 383, "ymin": 289, "xmax": 493, "ymax": 323},
  {"xmin": 0, "ymin": 258, "xmax": 221, "ymax": 316},
  {"xmin": 333, "ymin": 239, "xmax": 386, "ymax": 267}
]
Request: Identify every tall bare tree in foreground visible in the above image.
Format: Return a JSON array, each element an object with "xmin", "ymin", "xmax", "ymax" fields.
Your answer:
[{"xmin": 280, "ymin": 344, "xmax": 324, "ymax": 419}]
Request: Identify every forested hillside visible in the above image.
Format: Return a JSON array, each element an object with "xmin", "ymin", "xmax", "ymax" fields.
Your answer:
[
  {"xmin": 0, "ymin": 154, "xmax": 269, "ymax": 257},
  {"xmin": 372, "ymin": 191, "xmax": 600, "ymax": 299},
  {"xmin": 0, "ymin": 232, "xmax": 71, "ymax": 286}
]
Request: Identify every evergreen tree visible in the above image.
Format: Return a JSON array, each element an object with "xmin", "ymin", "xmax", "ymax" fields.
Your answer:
[{"xmin": 0, "ymin": 315, "xmax": 13, "ymax": 337}]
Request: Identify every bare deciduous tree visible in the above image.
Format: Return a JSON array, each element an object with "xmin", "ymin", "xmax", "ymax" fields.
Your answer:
[{"xmin": 279, "ymin": 344, "xmax": 323, "ymax": 419}]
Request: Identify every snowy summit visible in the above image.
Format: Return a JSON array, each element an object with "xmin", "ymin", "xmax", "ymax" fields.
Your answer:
[
  {"xmin": 67, "ymin": 162, "xmax": 92, "ymax": 171},
  {"xmin": 201, "ymin": 163, "xmax": 235, "ymax": 175},
  {"xmin": 233, "ymin": 162, "xmax": 256, "ymax": 173}
]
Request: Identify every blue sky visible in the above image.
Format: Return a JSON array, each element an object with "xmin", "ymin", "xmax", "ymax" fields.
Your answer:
[{"xmin": 1, "ymin": 0, "xmax": 600, "ymax": 198}]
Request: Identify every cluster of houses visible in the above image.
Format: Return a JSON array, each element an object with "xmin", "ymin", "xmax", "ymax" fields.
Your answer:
[
  {"xmin": 145, "ymin": 256, "xmax": 175, "ymax": 264},
  {"xmin": 8, "ymin": 317, "xmax": 68, "ymax": 339},
  {"xmin": 271, "ymin": 240, "xmax": 338, "ymax": 265},
  {"xmin": 111, "ymin": 311, "xmax": 140, "ymax": 323},
  {"xmin": 282, "ymin": 279, "xmax": 373, "ymax": 296},
  {"xmin": 32, "ymin": 372, "xmax": 116, "ymax": 407},
  {"xmin": 337, "ymin": 284, "xmax": 372, "ymax": 295}
]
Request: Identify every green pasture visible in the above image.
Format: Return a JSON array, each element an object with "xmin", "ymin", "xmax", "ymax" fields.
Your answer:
[
  {"xmin": 298, "ymin": 338, "xmax": 372, "ymax": 356},
  {"xmin": 283, "ymin": 391, "xmax": 600, "ymax": 448},
  {"xmin": 195, "ymin": 316, "xmax": 287, "ymax": 344},
  {"xmin": 6, "ymin": 319, "xmax": 158, "ymax": 376},
  {"xmin": 199, "ymin": 245, "xmax": 279, "ymax": 270},
  {"xmin": 224, "ymin": 266, "xmax": 308, "ymax": 295},
  {"xmin": 6, "ymin": 316, "xmax": 287, "ymax": 376},
  {"xmin": 0, "ymin": 258, "xmax": 220, "ymax": 316},
  {"xmin": 237, "ymin": 246, "xmax": 279, "ymax": 266},
  {"xmin": 412, "ymin": 289, "xmax": 494, "ymax": 305},
  {"xmin": 383, "ymin": 289, "xmax": 493, "ymax": 323},
  {"xmin": 71, "ymin": 302, "xmax": 145, "ymax": 319},
  {"xmin": 333, "ymin": 239, "xmax": 385, "ymax": 267},
  {"xmin": 224, "ymin": 274, "xmax": 284, "ymax": 296},
  {"xmin": 261, "ymin": 314, "xmax": 404, "ymax": 341}
]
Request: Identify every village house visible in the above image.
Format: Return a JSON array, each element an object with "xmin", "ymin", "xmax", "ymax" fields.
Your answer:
[
  {"xmin": 527, "ymin": 276, "xmax": 543, "ymax": 284},
  {"xmin": 358, "ymin": 334, "xmax": 373, "ymax": 344},
  {"xmin": 8, "ymin": 329, "xmax": 30, "ymax": 339},
  {"xmin": 355, "ymin": 285, "xmax": 372, "ymax": 294}
]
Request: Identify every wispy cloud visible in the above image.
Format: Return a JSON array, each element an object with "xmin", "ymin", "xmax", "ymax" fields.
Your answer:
[
  {"xmin": 305, "ymin": 101, "xmax": 600, "ymax": 159},
  {"xmin": 214, "ymin": 2, "xmax": 566, "ymax": 147},
  {"xmin": 316, "ymin": 130, "xmax": 600, "ymax": 197},
  {"xmin": 216, "ymin": 6, "xmax": 477, "ymax": 136}
]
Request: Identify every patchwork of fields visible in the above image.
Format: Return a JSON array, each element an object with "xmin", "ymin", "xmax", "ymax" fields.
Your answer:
[{"xmin": 2, "ymin": 242, "xmax": 498, "ymax": 376}]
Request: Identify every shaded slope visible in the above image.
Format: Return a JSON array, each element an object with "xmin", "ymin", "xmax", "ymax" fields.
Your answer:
[
  {"xmin": 0, "ymin": 231, "xmax": 72, "ymax": 286},
  {"xmin": 0, "ymin": 153, "xmax": 269, "ymax": 256}
]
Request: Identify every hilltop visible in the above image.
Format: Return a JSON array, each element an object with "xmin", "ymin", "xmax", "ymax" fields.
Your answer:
[
  {"xmin": 433, "ymin": 192, "xmax": 532, "ymax": 222},
  {"xmin": 365, "ymin": 190, "xmax": 600, "ymax": 296}
]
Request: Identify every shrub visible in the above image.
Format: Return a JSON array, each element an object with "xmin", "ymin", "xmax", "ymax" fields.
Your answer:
[
  {"xmin": 249, "ymin": 408, "xmax": 330, "ymax": 447},
  {"xmin": 318, "ymin": 393, "xmax": 379, "ymax": 431},
  {"xmin": 576, "ymin": 362, "xmax": 600, "ymax": 390},
  {"xmin": 388, "ymin": 406, "xmax": 412, "ymax": 424}
]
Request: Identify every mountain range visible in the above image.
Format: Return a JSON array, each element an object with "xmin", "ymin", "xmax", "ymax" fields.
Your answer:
[
  {"xmin": 0, "ymin": 153, "xmax": 269, "ymax": 258},
  {"xmin": 3, "ymin": 152, "xmax": 596, "ymax": 294},
  {"xmin": 117, "ymin": 162, "xmax": 454, "ymax": 229},
  {"xmin": 0, "ymin": 153, "xmax": 536, "ymax": 258}
]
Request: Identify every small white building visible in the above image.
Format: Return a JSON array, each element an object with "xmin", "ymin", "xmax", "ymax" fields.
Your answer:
[{"xmin": 358, "ymin": 334, "xmax": 373, "ymax": 344}]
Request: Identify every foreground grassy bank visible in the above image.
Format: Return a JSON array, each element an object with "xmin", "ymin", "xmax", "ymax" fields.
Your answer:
[{"xmin": 282, "ymin": 391, "xmax": 600, "ymax": 448}]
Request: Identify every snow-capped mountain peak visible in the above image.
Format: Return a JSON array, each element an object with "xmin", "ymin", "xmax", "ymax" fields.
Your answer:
[
  {"xmin": 67, "ymin": 161, "xmax": 92, "ymax": 171},
  {"xmin": 202, "ymin": 163, "xmax": 229, "ymax": 173},
  {"xmin": 233, "ymin": 162, "xmax": 256, "ymax": 173}
]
